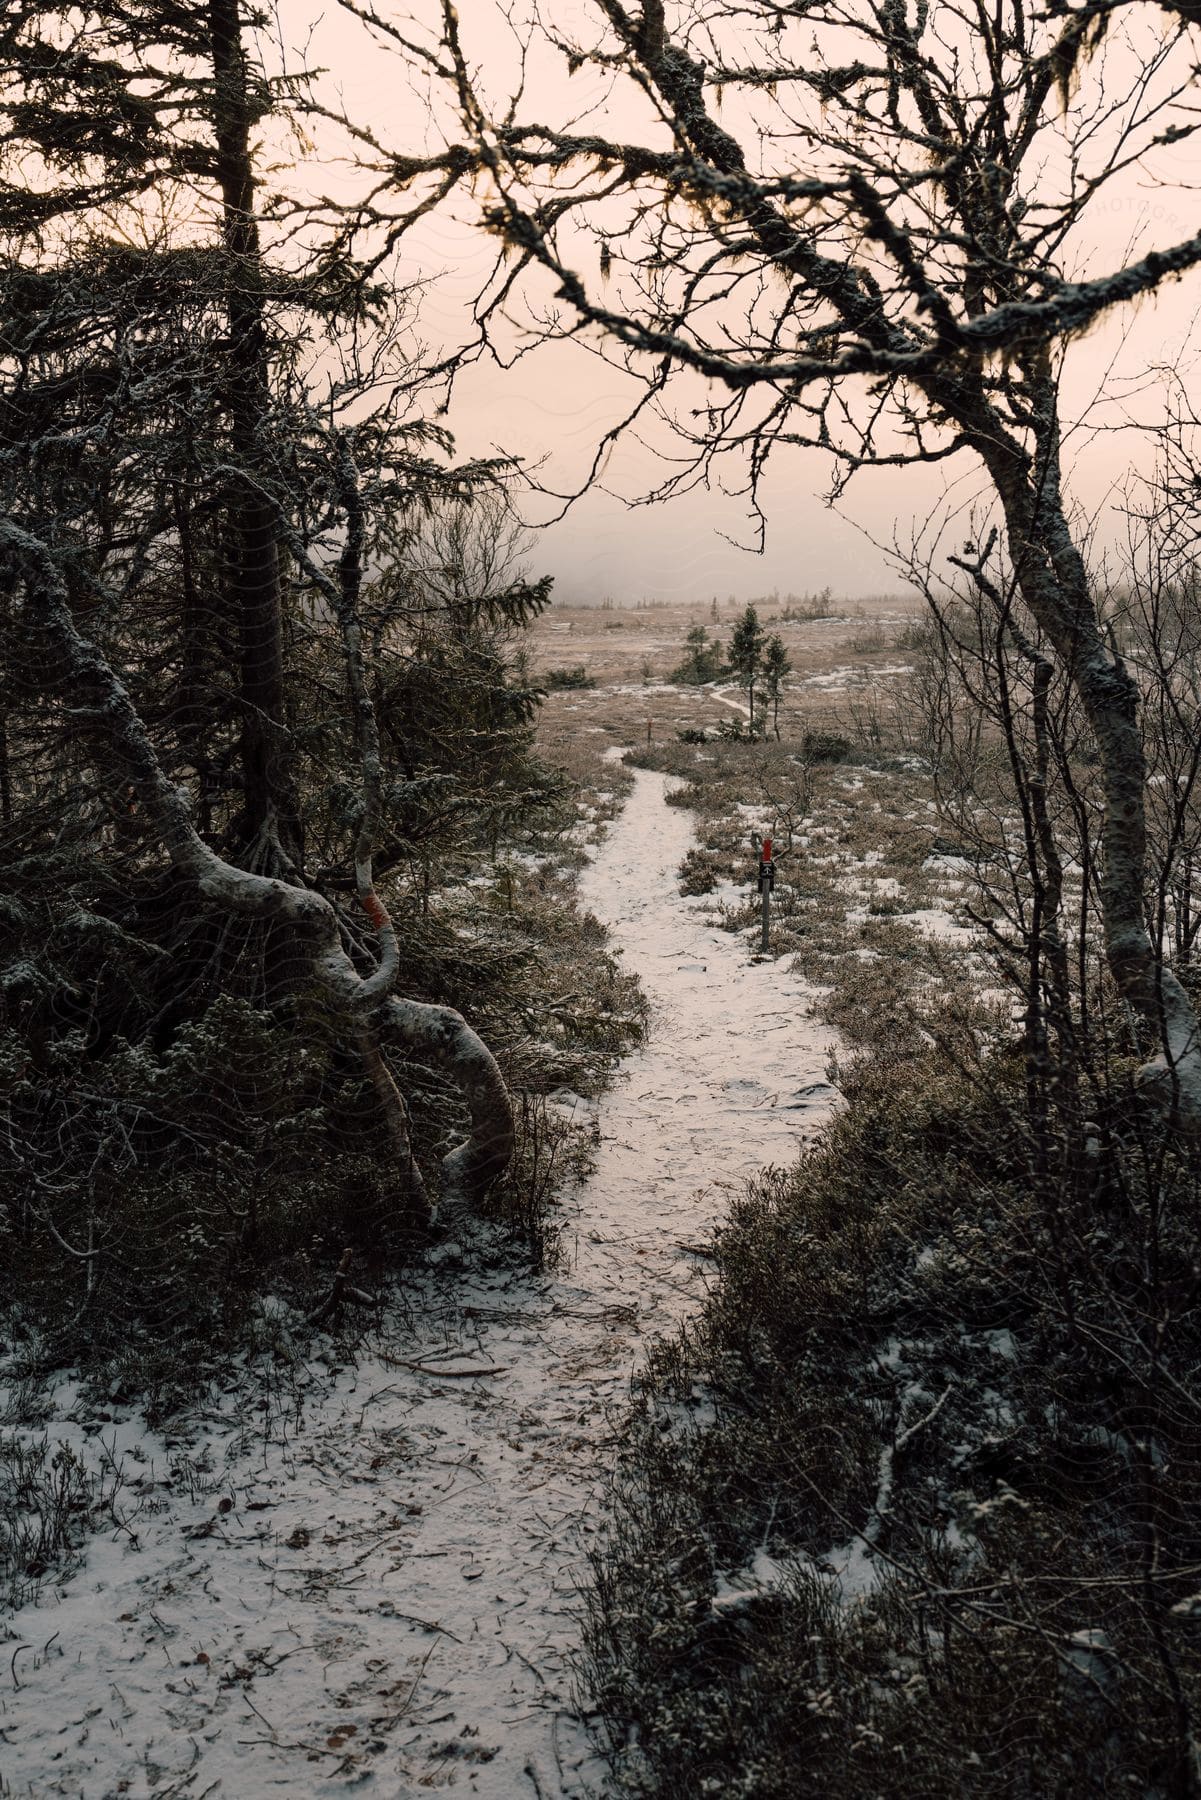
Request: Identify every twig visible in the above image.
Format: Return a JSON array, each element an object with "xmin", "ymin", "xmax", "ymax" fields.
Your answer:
[
  {"xmin": 379, "ymin": 1354, "xmax": 508, "ymax": 1377},
  {"xmin": 895, "ymin": 1381, "xmax": 954, "ymax": 1451},
  {"xmin": 500, "ymin": 1636, "xmax": 547, "ymax": 1686},
  {"xmin": 305, "ymin": 1249, "xmax": 377, "ymax": 1328},
  {"xmin": 390, "ymin": 1612, "xmax": 462, "ymax": 1641},
  {"xmin": 240, "ymin": 1688, "xmax": 278, "ymax": 1738},
  {"xmin": 524, "ymin": 1761, "xmax": 548, "ymax": 1799},
  {"xmin": 379, "ymin": 1639, "xmax": 439, "ymax": 1729}
]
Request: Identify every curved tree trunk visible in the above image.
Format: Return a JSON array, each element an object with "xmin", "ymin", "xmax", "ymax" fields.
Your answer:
[
  {"xmin": 4, "ymin": 519, "xmax": 515, "ymax": 1217},
  {"xmin": 438, "ymin": 0, "xmax": 1201, "ymax": 1136}
]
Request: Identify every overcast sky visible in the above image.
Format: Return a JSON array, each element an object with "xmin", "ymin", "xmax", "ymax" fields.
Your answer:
[{"xmin": 282, "ymin": 3, "xmax": 1201, "ymax": 605}]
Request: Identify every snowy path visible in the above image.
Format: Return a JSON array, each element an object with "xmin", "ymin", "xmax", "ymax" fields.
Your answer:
[
  {"xmin": 0, "ymin": 769, "xmax": 835, "ymax": 1800},
  {"xmin": 707, "ymin": 685, "xmax": 751, "ymax": 717}
]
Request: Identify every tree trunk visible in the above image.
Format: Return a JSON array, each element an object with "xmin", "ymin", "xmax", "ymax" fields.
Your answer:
[
  {"xmin": 208, "ymin": 0, "xmax": 301, "ymax": 870},
  {"xmin": 974, "ymin": 390, "xmax": 1201, "ymax": 1129},
  {"xmin": 6, "ymin": 520, "xmax": 515, "ymax": 1218}
]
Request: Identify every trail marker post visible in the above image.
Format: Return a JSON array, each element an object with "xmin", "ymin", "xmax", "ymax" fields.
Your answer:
[{"xmin": 757, "ymin": 834, "xmax": 774, "ymax": 953}]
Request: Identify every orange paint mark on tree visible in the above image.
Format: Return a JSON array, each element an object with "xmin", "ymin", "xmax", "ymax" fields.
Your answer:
[{"xmin": 362, "ymin": 891, "xmax": 388, "ymax": 930}]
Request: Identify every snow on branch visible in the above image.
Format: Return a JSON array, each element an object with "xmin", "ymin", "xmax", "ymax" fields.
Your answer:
[{"xmin": 2, "ymin": 517, "xmax": 514, "ymax": 1213}]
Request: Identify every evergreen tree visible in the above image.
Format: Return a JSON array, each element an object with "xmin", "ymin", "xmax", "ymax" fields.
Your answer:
[
  {"xmin": 0, "ymin": 1, "xmax": 313, "ymax": 867},
  {"xmin": 761, "ymin": 635, "xmax": 792, "ymax": 739},
  {"xmin": 728, "ymin": 605, "xmax": 767, "ymax": 723},
  {"xmin": 672, "ymin": 623, "xmax": 723, "ymax": 685},
  {"xmin": 0, "ymin": 3, "xmax": 528, "ymax": 1335}
]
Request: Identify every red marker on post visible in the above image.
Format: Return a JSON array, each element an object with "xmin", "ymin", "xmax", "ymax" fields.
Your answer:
[{"xmin": 757, "ymin": 835, "xmax": 774, "ymax": 952}]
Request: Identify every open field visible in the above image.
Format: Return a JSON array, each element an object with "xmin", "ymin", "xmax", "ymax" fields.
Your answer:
[
  {"xmin": 526, "ymin": 592, "xmax": 1007, "ymax": 1096},
  {"xmin": 529, "ymin": 592, "xmax": 925, "ymax": 786}
]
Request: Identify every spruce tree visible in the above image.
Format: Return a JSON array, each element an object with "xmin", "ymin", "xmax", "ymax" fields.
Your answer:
[
  {"xmin": 0, "ymin": 4, "xmax": 524, "ymax": 1333},
  {"xmin": 762, "ymin": 635, "xmax": 792, "ymax": 739},
  {"xmin": 673, "ymin": 623, "xmax": 722, "ymax": 685},
  {"xmin": 728, "ymin": 604, "xmax": 767, "ymax": 726}
]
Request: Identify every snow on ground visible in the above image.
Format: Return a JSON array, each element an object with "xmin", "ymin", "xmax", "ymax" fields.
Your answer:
[
  {"xmin": 0, "ymin": 768, "xmax": 835, "ymax": 1800},
  {"xmin": 706, "ymin": 686, "xmax": 750, "ymax": 717},
  {"xmin": 800, "ymin": 663, "xmax": 913, "ymax": 692},
  {"xmin": 905, "ymin": 905, "xmax": 977, "ymax": 944}
]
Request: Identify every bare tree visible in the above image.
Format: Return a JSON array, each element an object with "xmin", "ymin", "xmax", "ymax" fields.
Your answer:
[
  {"xmin": 355, "ymin": 0, "xmax": 1201, "ymax": 1125},
  {"xmin": 1116, "ymin": 400, "xmax": 1201, "ymax": 980}
]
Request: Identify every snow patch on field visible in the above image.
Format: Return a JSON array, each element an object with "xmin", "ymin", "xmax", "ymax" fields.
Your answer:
[
  {"xmin": 797, "ymin": 663, "xmax": 912, "ymax": 692},
  {"xmin": 907, "ymin": 906, "xmax": 977, "ymax": 944}
]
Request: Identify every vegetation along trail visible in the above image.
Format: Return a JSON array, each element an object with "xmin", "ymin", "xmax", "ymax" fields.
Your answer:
[{"xmin": 0, "ymin": 765, "xmax": 835, "ymax": 1800}]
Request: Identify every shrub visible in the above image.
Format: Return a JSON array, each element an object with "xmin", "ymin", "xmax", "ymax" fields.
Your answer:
[
  {"xmin": 582, "ymin": 1048, "xmax": 1201, "ymax": 1796},
  {"xmin": 0, "ymin": 860, "xmax": 645, "ymax": 1394},
  {"xmin": 482, "ymin": 1091, "xmax": 600, "ymax": 1271},
  {"xmin": 678, "ymin": 847, "xmax": 741, "ymax": 896},
  {"xmin": 670, "ymin": 626, "xmax": 726, "ymax": 685},
  {"xmin": 543, "ymin": 664, "xmax": 597, "ymax": 689},
  {"xmin": 0, "ymin": 1434, "xmax": 131, "ymax": 1614},
  {"xmin": 715, "ymin": 715, "xmax": 766, "ymax": 742},
  {"xmin": 802, "ymin": 728, "xmax": 852, "ymax": 762}
]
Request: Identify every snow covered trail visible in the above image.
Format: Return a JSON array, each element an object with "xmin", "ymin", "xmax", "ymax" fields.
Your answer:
[
  {"xmin": 706, "ymin": 685, "xmax": 751, "ymax": 718},
  {"xmin": 0, "ymin": 768, "xmax": 835, "ymax": 1800}
]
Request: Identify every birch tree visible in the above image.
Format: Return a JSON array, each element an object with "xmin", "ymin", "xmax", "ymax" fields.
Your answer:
[{"xmin": 358, "ymin": 0, "xmax": 1201, "ymax": 1127}]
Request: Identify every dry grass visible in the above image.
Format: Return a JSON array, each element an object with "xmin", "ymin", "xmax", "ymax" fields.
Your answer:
[
  {"xmin": 528, "ymin": 593, "xmax": 923, "ymax": 799},
  {"xmin": 592, "ymin": 724, "xmax": 987, "ymax": 1054}
]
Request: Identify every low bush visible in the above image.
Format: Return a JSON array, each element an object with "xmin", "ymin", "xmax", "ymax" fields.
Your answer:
[
  {"xmin": 802, "ymin": 729, "xmax": 852, "ymax": 763},
  {"xmin": 0, "ymin": 858, "xmax": 645, "ymax": 1398},
  {"xmin": 678, "ymin": 847, "xmax": 744, "ymax": 897},
  {"xmin": 0, "ymin": 1433, "xmax": 132, "ymax": 1613},
  {"xmin": 543, "ymin": 664, "xmax": 598, "ymax": 689},
  {"xmin": 482, "ymin": 1091, "xmax": 600, "ymax": 1271},
  {"xmin": 715, "ymin": 714, "xmax": 766, "ymax": 742},
  {"xmin": 582, "ymin": 1048, "xmax": 1201, "ymax": 1796}
]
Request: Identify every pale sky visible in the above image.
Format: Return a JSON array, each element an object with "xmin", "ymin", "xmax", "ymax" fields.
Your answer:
[{"xmin": 280, "ymin": 2, "xmax": 1201, "ymax": 605}]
